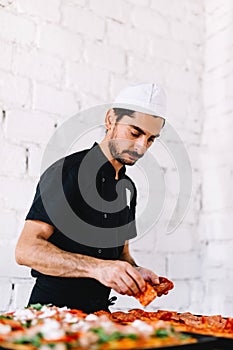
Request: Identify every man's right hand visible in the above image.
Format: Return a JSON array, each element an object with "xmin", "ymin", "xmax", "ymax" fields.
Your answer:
[{"xmin": 94, "ymin": 260, "xmax": 146, "ymax": 296}]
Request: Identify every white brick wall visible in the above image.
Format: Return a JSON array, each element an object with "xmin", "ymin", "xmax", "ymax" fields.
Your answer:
[
  {"xmin": 0, "ymin": 0, "xmax": 231, "ymax": 317},
  {"xmin": 199, "ymin": 0, "xmax": 233, "ymax": 315}
]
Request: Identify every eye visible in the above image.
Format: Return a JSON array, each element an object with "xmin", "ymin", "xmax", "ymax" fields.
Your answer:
[{"xmin": 131, "ymin": 132, "xmax": 139, "ymax": 137}]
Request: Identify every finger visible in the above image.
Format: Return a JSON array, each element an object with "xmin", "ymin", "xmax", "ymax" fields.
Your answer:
[
  {"xmin": 120, "ymin": 274, "xmax": 140, "ymax": 296},
  {"xmin": 149, "ymin": 273, "xmax": 160, "ymax": 285},
  {"xmin": 126, "ymin": 266, "xmax": 146, "ymax": 293},
  {"xmin": 111, "ymin": 281, "xmax": 128, "ymax": 295}
]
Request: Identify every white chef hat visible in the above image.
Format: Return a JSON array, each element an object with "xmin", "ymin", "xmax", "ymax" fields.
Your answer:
[{"xmin": 112, "ymin": 82, "xmax": 167, "ymax": 120}]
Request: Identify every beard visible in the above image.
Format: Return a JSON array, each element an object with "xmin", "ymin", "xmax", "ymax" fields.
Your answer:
[{"xmin": 109, "ymin": 139, "xmax": 142, "ymax": 166}]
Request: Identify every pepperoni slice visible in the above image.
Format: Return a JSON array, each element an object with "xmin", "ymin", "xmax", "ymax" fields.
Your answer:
[{"xmin": 135, "ymin": 282, "xmax": 157, "ymax": 307}]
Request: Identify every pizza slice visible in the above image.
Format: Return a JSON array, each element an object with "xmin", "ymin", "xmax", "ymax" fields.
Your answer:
[
  {"xmin": 135, "ymin": 277, "xmax": 174, "ymax": 307},
  {"xmin": 152, "ymin": 277, "xmax": 174, "ymax": 297},
  {"xmin": 135, "ymin": 282, "xmax": 158, "ymax": 307}
]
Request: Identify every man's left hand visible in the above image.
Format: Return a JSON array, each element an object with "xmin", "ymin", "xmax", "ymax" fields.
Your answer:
[{"xmin": 135, "ymin": 266, "xmax": 160, "ymax": 285}]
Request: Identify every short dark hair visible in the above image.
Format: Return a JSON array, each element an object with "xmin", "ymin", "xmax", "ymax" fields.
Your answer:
[
  {"xmin": 113, "ymin": 108, "xmax": 135, "ymax": 122},
  {"xmin": 113, "ymin": 108, "xmax": 166, "ymax": 128}
]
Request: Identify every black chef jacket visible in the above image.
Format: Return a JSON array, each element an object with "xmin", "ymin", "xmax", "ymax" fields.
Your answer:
[{"xmin": 26, "ymin": 142, "xmax": 137, "ymax": 313}]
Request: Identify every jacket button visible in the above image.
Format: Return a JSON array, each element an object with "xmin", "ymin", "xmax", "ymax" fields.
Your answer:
[
  {"xmin": 102, "ymin": 177, "xmax": 106, "ymax": 182},
  {"xmin": 103, "ymin": 213, "xmax": 108, "ymax": 219},
  {"xmin": 98, "ymin": 249, "xmax": 102, "ymax": 254}
]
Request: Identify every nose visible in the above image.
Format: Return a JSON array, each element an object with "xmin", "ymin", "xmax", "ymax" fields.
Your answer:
[{"xmin": 134, "ymin": 136, "xmax": 147, "ymax": 155}]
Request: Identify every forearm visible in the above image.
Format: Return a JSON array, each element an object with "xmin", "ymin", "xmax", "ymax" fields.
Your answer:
[
  {"xmin": 16, "ymin": 222, "xmax": 147, "ymax": 295},
  {"xmin": 16, "ymin": 237, "xmax": 99, "ymax": 279}
]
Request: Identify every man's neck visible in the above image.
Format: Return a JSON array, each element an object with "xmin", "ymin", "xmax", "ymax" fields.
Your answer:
[{"xmin": 99, "ymin": 141, "xmax": 123, "ymax": 180}]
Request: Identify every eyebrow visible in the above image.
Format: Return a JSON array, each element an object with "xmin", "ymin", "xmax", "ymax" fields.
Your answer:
[{"xmin": 130, "ymin": 125, "xmax": 160, "ymax": 138}]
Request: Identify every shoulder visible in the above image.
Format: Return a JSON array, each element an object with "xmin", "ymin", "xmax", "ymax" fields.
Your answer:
[{"xmin": 40, "ymin": 147, "xmax": 90, "ymax": 180}]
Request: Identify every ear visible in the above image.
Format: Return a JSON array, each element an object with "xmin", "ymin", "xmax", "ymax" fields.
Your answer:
[{"xmin": 105, "ymin": 109, "xmax": 116, "ymax": 132}]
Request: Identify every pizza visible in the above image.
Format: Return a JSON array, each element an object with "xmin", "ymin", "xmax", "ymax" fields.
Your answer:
[
  {"xmin": 110, "ymin": 309, "xmax": 233, "ymax": 339},
  {"xmin": 135, "ymin": 277, "xmax": 174, "ymax": 307},
  {"xmin": 0, "ymin": 304, "xmax": 196, "ymax": 349}
]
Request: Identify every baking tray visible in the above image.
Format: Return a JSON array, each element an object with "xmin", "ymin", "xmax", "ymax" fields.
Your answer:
[
  {"xmin": 0, "ymin": 334, "xmax": 230, "ymax": 350},
  {"xmin": 0, "ymin": 333, "xmax": 232, "ymax": 350}
]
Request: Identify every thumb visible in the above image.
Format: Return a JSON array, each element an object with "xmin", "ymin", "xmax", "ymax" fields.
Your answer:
[{"xmin": 151, "ymin": 273, "xmax": 160, "ymax": 285}]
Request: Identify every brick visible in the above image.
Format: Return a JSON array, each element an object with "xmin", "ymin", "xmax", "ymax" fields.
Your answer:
[
  {"xmin": 174, "ymin": 127, "xmax": 201, "ymax": 146},
  {"xmin": 0, "ymin": 176, "xmax": 36, "ymax": 211},
  {"xmin": 5, "ymin": 110, "xmax": 55, "ymax": 144},
  {"xmin": 131, "ymin": 7, "xmax": 169, "ymax": 37},
  {"xmin": 0, "ymin": 70, "xmax": 31, "ymax": 108},
  {"xmin": 202, "ymin": 120, "xmax": 233, "ymax": 153},
  {"xmin": 205, "ymin": 0, "xmax": 232, "ymax": 15},
  {"xmin": 107, "ymin": 20, "xmax": 130, "ymax": 50},
  {"xmin": 127, "ymin": 0, "xmax": 149, "ymax": 6},
  {"xmin": 171, "ymin": 21, "xmax": 202, "ymax": 45},
  {"xmin": 0, "ymin": 39, "xmax": 13, "ymax": 71},
  {"xmin": 107, "ymin": 22, "xmax": 150, "ymax": 56},
  {"xmin": 131, "ymin": 251, "xmax": 166, "ymax": 276},
  {"xmin": 79, "ymin": 92, "xmax": 104, "ymax": 111},
  {"xmin": 151, "ymin": 141, "xmax": 177, "ymax": 170},
  {"xmin": 65, "ymin": 62, "xmax": 109, "ymax": 99},
  {"xmin": 150, "ymin": 0, "xmax": 187, "ymax": 21},
  {"xmin": 203, "ymin": 78, "xmax": 225, "ymax": 109},
  {"xmin": 128, "ymin": 55, "xmax": 165, "ymax": 83},
  {"xmin": 202, "ymin": 166, "xmax": 233, "ymax": 212},
  {"xmin": 130, "ymin": 226, "xmax": 157, "ymax": 254},
  {"xmin": 165, "ymin": 66, "xmax": 200, "ymax": 96},
  {"xmin": 27, "ymin": 144, "xmax": 45, "ymax": 178},
  {"xmin": 64, "ymin": 0, "xmax": 87, "ymax": 6},
  {"xmin": 38, "ymin": 23, "xmax": 83, "ymax": 61},
  {"xmin": 152, "ymin": 280, "xmax": 190, "ymax": 311},
  {"xmin": 0, "ymin": 279, "xmax": 12, "ymax": 312},
  {"xmin": 62, "ymin": 4, "xmax": 104, "ymax": 40},
  {"xmin": 204, "ymin": 278, "xmax": 233, "ymax": 316},
  {"xmin": 163, "ymin": 168, "xmax": 179, "ymax": 197},
  {"xmin": 149, "ymin": 37, "xmax": 187, "ymax": 66},
  {"xmin": 201, "ymin": 148, "xmax": 233, "ymax": 169},
  {"xmin": 201, "ymin": 264, "xmax": 228, "ymax": 280},
  {"xmin": 0, "ymin": 10, "xmax": 36, "ymax": 45},
  {"xmin": 0, "ymin": 0, "xmax": 17, "ymax": 7},
  {"xmin": 13, "ymin": 47, "xmax": 63, "ymax": 86},
  {"xmin": 89, "ymin": 0, "xmax": 131, "ymax": 23},
  {"xmin": 185, "ymin": 144, "xmax": 200, "ymax": 170},
  {"xmin": 189, "ymin": 279, "xmax": 205, "ymax": 314},
  {"xmin": 223, "ymin": 296, "xmax": 233, "ymax": 318},
  {"xmin": 156, "ymin": 224, "xmax": 194, "ymax": 252},
  {"xmin": 0, "ymin": 209, "xmax": 18, "ymax": 239},
  {"xmin": 67, "ymin": 122, "xmax": 105, "ymax": 152},
  {"xmin": 0, "ymin": 241, "xmax": 32, "ymax": 277},
  {"xmin": 84, "ymin": 41, "xmax": 126, "ymax": 74},
  {"xmin": 205, "ymin": 26, "xmax": 233, "ymax": 70},
  {"xmin": 204, "ymin": 241, "xmax": 233, "ymax": 268},
  {"xmin": 206, "ymin": 10, "xmax": 233, "ymax": 34},
  {"xmin": 168, "ymin": 252, "xmax": 201, "ymax": 279},
  {"xmin": 0, "ymin": 142, "xmax": 26, "ymax": 175},
  {"xmin": 33, "ymin": 82, "xmax": 79, "ymax": 116},
  {"xmin": 185, "ymin": 42, "xmax": 203, "ymax": 66},
  {"xmin": 186, "ymin": 0, "xmax": 204, "ymax": 17},
  {"xmin": 109, "ymin": 75, "xmax": 132, "ymax": 101},
  {"xmin": 17, "ymin": 0, "xmax": 60, "ymax": 23},
  {"xmin": 10, "ymin": 278, "xmax": 34, "ymax": 309}
]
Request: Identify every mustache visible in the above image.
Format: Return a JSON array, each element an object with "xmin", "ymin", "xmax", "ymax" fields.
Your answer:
[{"xmin": 123, "ymin": 151, "xmax": 143, "ymax": 159}]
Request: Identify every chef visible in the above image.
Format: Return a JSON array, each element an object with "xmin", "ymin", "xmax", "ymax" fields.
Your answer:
[{"xmin": 15, "ymin": 83, "xmax": 167, "ymax": 313}]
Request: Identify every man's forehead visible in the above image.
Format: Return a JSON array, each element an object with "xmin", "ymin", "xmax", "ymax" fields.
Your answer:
[{"xmin": 118, "ymin": 113, "xmax": 163, "ymax": 135}]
